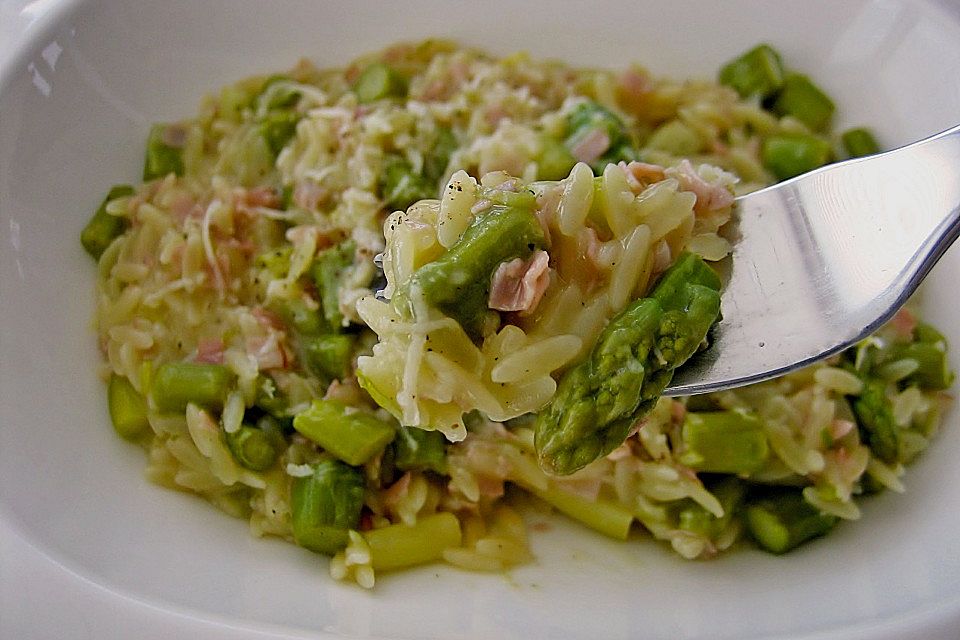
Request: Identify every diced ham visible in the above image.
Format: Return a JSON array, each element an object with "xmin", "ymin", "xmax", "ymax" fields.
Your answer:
[
  {"xmin": 194, "ymin": 338, "xmax": 224, "ymax": 364},
  {"xmin": 245, "ymin": 332, "xmax": 290, "ymax": 371},
  {"xmin": 569, "ymin": 128, "xmax": 611, "ymax": 164},
  {"xmin": 667, "ymin": 159, "xmax": 735, "ymax": 213},
  {"xmin": 621, "ymin": 161, "xmax": 666, "ymax": 192},
  {"xmin": 488, "ymin": 250, "xmax": 551, "ymax": 315},
  {"xmin": 890, "ymin": 307, "xmax": 917, "ymax": 340},
  {"xmin": 829, "ymin": 419, "xmax": 856, "ymax": 441},
  {"xmin": 475, "ymin": 475, "xmax": 505, "ymax": 499},
  {"xmin": 242, "ymin": 186, "xmax": 282, "ymax": 209},
  {"xmin": 161, "ymin": 124, "xmax": 188, "ymax": 148},
  {"xmin": 383, "ymin": 472, "xmax": 412, "ymax": 507}
]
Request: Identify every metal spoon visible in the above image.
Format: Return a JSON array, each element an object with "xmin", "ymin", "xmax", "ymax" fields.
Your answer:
[{"xmin": 666, "ymin": 124, "xmax": 960, "ymax": 396}]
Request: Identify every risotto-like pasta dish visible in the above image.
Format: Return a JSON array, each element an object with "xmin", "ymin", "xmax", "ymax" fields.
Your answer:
[{"xmin": 83, "ymin": 41, "xmax": 952, "ymax": 588}]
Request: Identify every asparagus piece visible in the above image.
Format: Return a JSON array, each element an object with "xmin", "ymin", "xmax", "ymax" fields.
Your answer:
[
  {"xmin": 678, "ymin": 411, "xmax": 769, "ymax": 474},
  {"xmin": 744, "ymin": 489, "xmax": 838, "ymax": 554},
  {"xmin": 718, "ymin": 44, "xmax": 785, "ymax": 100},
  {"xmin": 271, "ymin": 296, "xmax": 327, "ymax": 336},
  {"xmin": 379, "ymin": 155, "xmax": 434, "ymax": 212},
  {"xmin": 423, "ymin": 127, "xmax": 458, "ymax": 182},
  {"xmin": 885, "ymin": 324, "xmax": 954, "ymax": 390},
  {"xmin": 80, "ymin": 185, "xmax": 135, "ymax": 260},
  {"xmin": 841, "ymin": 127, "xmax": 880, "ymax": 158},
  {"xmin": 364, "ymin": 512, "xmax": 462, "ymax": 571},
  {"xmin": 290, "ymin": 460, "xmax": 365, "ymax": 555},
  {"xmin": 535, "ymin": 252, "xmax": 721, "ymax": 475},
  {"xmin": 311, "ymin": 240, "xmax": 356, "ymax": 330},
  {"xmin": 676, "ymin": 477, "xmax": 745, "ymax": 539},
  {"xmin": 564, "ymin": 101, "xmax": 636, "ymax": 173},
  {"xmin": 293, "ymin": 399, "xmax": 395, "ymax": 466},
  {"xmin": 143, "ymin": 124, "xmax": 185, "ymax": 181},
  {"xmin": 224, "ymin": 420, "xmax": 284, "ymax": 471},
  {"xmin": 107, "ymin": 373, "xmax": 150, "ymax": 441},
  {"xmin": 772, "ymin": 73, "xmax": 835, "ymax": 132},
  {"xmin": 852, "ymin": 378, "xmax": 900, "ymax": 463},
  {"xmin": 353, "ymin": 62, "xmax": 406, "ymax": 103},
  {"xmin": 538, "ymin": 136, "xmax": 577, "ymax": 181},
  {"xmin": 151, "ymin": 362, "xmax": 234, "ymax": 413},
  {"xmin": 407, "ymin": 203, "xmax": 546, "ymax": 338},
  {"xmin": 762, "ymin": 133, "xmax": 832, "ymax": 180},
  {"xmin": 256, "ymin": 75, "xmax": 301, "ymax": 111},
  {"xmin": 259, "ymin": 111, "xmax": 299, "ymax": 158},
  {"xmin": 392, "ymin": 425, "xmax": 448, "ymax": 474},
  {"xmin": 303, "ymin": 333, "xmax": 356, "ymax": 381}
]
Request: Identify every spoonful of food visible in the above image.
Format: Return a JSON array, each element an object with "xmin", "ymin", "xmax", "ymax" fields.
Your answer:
[{"xmin": 666, "ymin": 124, "xmax": 960, "ymax": 396}]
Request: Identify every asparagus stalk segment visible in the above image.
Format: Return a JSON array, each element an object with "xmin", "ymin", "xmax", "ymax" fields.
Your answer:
[
  {"xmin": 841, "ymin": 127, "xmax": 880, "ymax": 158},
  {"xmin": 679, "ymin": 411, "xmax": 769, "ymax": 474},
  {"xmin": 353, "ymin": 63, "xmax": 407, "ymax": 103},
  {"xmin": 535, "ymin": 252, "xmax": 721, "ymax": 475},
  {"xmin": 225, "ymin": 423, "xmax": 283, "ymax": 471},
  {"xmin": 311, "ymin": 240, "xmax": 356, "ymax": 330},
  {"xmin": 393, "ymin": 425, "xmax": 448, "ymax": 474},
  {"xmin": 762, "ymin": 134, "xmax": 832, "ymax": 180},
  {"xmin": 151, "ymin": 362, "xmax": 234, "ymax": 413},
  {"xmin": 293, "ymin": 399, "xmax": 395, "ymax": 465},
  {"xmin": 407, "ymin": 203, "xmax": 546, "ymax": 338},
  {"xmin": 718, "ymin": 44, "xmax": 785, "ymax": 100},
  {"xmin": 303, "ymin": 334, "xmax": 356, "ymax": 381},
  {"xmin": 364, "ymin": 512, "xmax": 462, "ymax": 571},
  {"xmin": 852, "ymin": 378, "xmax": 900, "ymax": 463},
  {"xmin": 772, "ymin": 73, "xmax": 835, "ymax": 132},
  {"xmin": 80, "ymin": 185, "xmax": 135, "ymax": 260},
  {"xmin": 744, "ymin": 489, "xmax": 838, "ymax": 554},
  {"xmin": 107, "ymin": 374, "xmax": 150, "ymax": 441},
  {"xmin": 291, "ymin": 460, "xmax": 365, "ymax": 555},
  {"xmin": 143, "ymin": 124, "xmax": 186, "ymax": 181}
]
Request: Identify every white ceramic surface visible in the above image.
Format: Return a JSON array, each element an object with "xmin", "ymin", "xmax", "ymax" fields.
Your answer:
[{"xmin": 2, "ymin": 1, "xmax": 960, "ymax": 638}]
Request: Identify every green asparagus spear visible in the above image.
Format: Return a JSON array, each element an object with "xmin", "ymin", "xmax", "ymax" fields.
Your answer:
[
  {"xmin": 311, "ymin": 240, "xmax": 356, "ymax": 330},
  {"xmin": 841, "ymin": 127, "xmax": 880, "ymax": 158},
  {"xmin": 851, "ymin": 377, "xmax": 900, "ymax": 463},
  {"xmin": 392, "ymin": 425, "xmax": 448, "ymax": 474},
  {"xmin": 762, "ymin": 133, "xmax": 832, "ymax": 180},
  {"xmin": 270, "ymin": 297, "xmax": 327, "ymax": 336},
  {"xmin": 535, "ymin": 252, "xmax": 721, "ymax": 475},
  {"xmin": 303, "ymin": 333, "xmax": 356, "ymax": 381},
  {"xmin": 406, "ymin": 203, "xmax": 546, "ymax": 338},
  {"xmin": 678, "ymin": 411, "xmax": 769, "ymax": 474},
  {"xmin": 379, "ymin": 155, "xmax": 435, "ymax": 212},
  {"xmin": 364, "ymin": 512, "xmax": 462, "ymax": 571},
  {"xmin": 259, "ymin": 110, "xmax": 299, "ymax": 158},
  {"xmin": 143, "ymin": 124, "xmax": 186, "ymax": 181},
  {"xmin": 744, "ymin": 489, "xmax": 838, "ymax": 554},
  {"xmin": 885, "ymin": 342, "xmax": 953, "ymax": 391},
  {"xmin": 353, "ymin": 62, "xmax": 407, "ymax": 103},
  {"xmin": 80, "ymin": 185, "xmax": 135, "ymax": 260},
  {"xmin": 256, "ymin": 75, "xmax": 302, "ymax": 111},
  {"xmin": 107, "ymin": 373, "xmax": 150, "ymax": 441},
  {"xmin": 718, "ymin": 44, "xmax": 785, "ymax": 100},
  {"xmin": 564, "ymin": 101, "xmax": 636, "ymax": 173},
  {"xmin": 225, "ymin": 423, "xmax": 283, "ymax": 471},
  {"xmin": 676, "ymin": 477, "xmax": 745, "ymax": 539},
  {"xmin": 538, "ymin": 136, "xmax": 577, "ymax": 181},
  {"xmin": 290, "ymin": 459, "xmax": 365, "ymax": 555},
  {"xmin": 423, "ymin": 127, "xmax": 458, "ymax": 182},
  {"xmin": 151, "ymin": 362, "xmax": 234, "ymax": 413},
  {"xmin": 772, "ymin": 73, "xmax": 835, "ymax": 132},
  {"xmin": 293, "ymin": 399, "xmax": 395, "ymax": 466}
]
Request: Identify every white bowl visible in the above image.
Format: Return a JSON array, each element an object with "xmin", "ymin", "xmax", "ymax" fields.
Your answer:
[{"xmin": 3, "ymin": 1, "xmax": 960, "ymax": 638}]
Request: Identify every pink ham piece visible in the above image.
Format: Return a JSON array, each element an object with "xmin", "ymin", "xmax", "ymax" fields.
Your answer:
[
  {"xmin": 488, "ymin": 250, "xmax": 551, "ymax": 315},
  {"xmin": 668, "ymin": 159, "xmax": 735, "ymax": 213},
  {"xmin": 569, "ymin": 128, "xmax": 611, "ymax": 164},
  {"xmin": 194, "ymin": 338, "xmax": 225, "ymax": 365}
]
